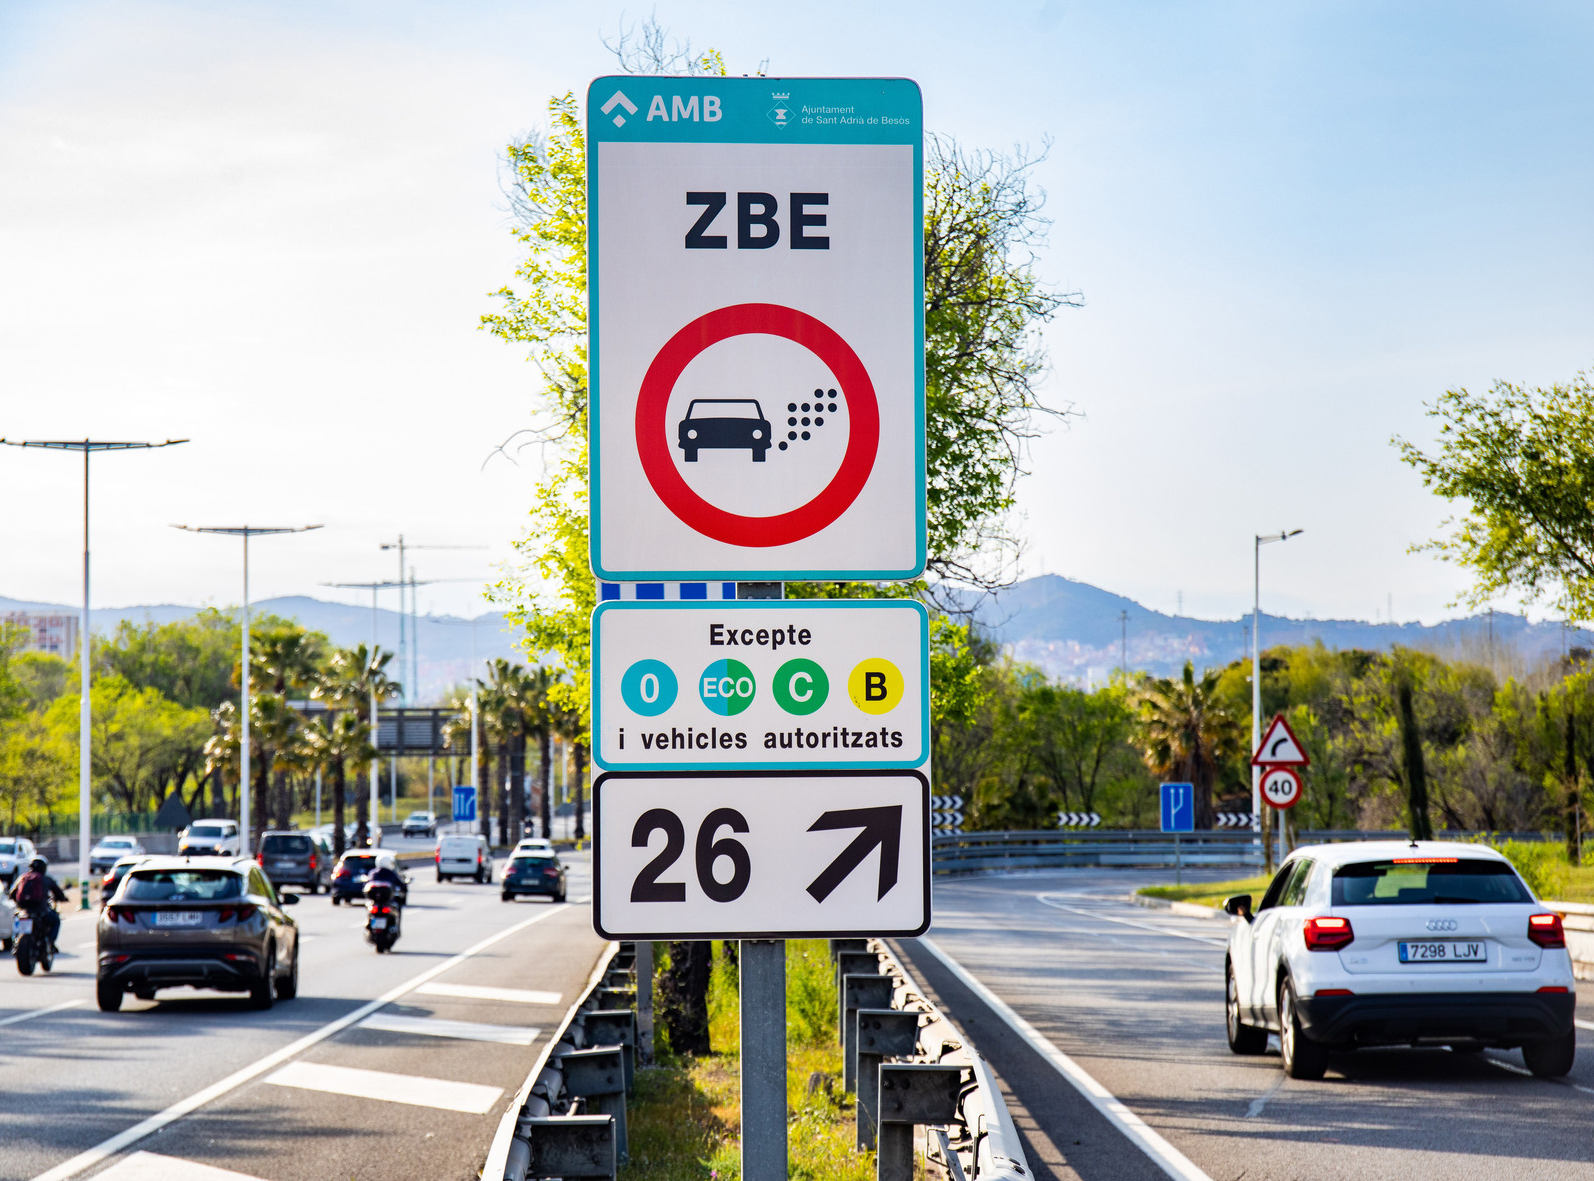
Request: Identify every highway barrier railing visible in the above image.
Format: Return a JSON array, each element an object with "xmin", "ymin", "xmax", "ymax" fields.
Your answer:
[
  {"xmin": 484, "ymin": 942, "xmax": 636, "ymax": 1181},
  {"xmin": 932, "ymin": 828, "xmax": 1566, "ymax": 875},
  {"xmin": 833, "ymin": 937, "xmax": 1031, "ymax": 1181}
]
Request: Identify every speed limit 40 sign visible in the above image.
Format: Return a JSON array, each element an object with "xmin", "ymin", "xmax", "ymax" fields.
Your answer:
[
  {"xmin": 587, "ymin": 76, "xmax": 924, "ymax": 581},
  {"xmin": 1261, "ymin": 766, "xmax": 1303, "ymax": 810},
  {"xmin": 592, "ymin": 769, "xmax": 930, "ymax": 940}
]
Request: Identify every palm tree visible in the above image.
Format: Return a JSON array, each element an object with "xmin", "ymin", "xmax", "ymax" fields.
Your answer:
[
  {"xmin": 1133, "ymin": 661, "xmax": 1243, "ymax": 829},
  {"xmin": 305, "ymin": 709, "xmax": 372, "ymax": 858},
  {"xmin": 313, "ymin": 644, "xmax": 399, "ymax": 849},
  {"xmin": 249, "ymin": 624, "xmax": 327, "ymax": 831},
  {"xmin": 485, "ymin": 662, "xmax": 562, "ymax": 840},
  {"xmin": 550, "ymin": 692, "xmax": 589, "ymax": 841}
]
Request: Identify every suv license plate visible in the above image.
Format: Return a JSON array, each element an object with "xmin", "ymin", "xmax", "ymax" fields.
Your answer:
[
  {"xmin": 155, "ymin": 911, "xmax": 204, "ymax": 927},
  {"xmin": 1399, "ymin": 940, "xmax": 1485, "ymax": 963}
]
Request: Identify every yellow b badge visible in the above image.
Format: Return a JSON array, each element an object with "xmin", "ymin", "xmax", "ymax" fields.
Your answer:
[{"xmin": 848, "ymin": 658, "xmax": 903, "ymax": 714}]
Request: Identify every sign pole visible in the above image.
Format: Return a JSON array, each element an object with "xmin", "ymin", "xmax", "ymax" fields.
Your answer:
[
  {"xmin": 1175, "ymin": 830, "xmax": 1182, "ymax": 886},
  {"xmin": 740, "ymin": 939, "xmax": 787, "ymax": 1181}
]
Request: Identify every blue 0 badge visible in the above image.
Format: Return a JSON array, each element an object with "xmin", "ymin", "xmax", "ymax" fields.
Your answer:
[{"xmin": 621, "ymin": 659, "xmax": 678, "ymax": 717}]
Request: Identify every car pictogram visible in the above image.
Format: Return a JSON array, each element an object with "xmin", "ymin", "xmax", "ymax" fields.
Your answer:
[{"xmin": 678, "ymin": 399, "xmax": 773, "ymax": 462}]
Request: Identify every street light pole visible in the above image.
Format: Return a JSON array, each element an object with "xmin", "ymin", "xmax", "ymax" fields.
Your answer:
[
  {"xmin": 174, "ymin": 525, "xmax": 323, "ymax": 857},
  {"xmin": 1254, "ymin": 529, "xmax": 1303, "ymax": 862},
  {"xmin": 2, "ymin": 437, "xmax": 187, "ymax": 906}
]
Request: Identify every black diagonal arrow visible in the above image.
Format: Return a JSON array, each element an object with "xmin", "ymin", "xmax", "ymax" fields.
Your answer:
[{"xmin": 806, "ymin": 805, "xmax": 902, "ymax": 903}]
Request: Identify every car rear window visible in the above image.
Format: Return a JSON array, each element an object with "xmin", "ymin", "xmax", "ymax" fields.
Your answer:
[
  {"xmin": 262, "ymin": 835, "xmax": 311, "ymax": 854},
  {"xmin": 125, "ymin": 870, "xmax": 243, "ymax": 901},
  {"xmin": 513, "ymin": 857, "xmax": 555, "ymax": 870},
  {"xmin": 1331, "ymin": 858, "xmax": 1532, "ymax": 906},
  {"xmin": 190, "ymin": 824, "xmax": 227, "ymax": 837},
  {"xmin": 340, "ymin": 855, "xmax": 376, "ymax": 871},
  {"xmin": 687, "ymin": 399, "xmax": 761, "ymax": 419}
]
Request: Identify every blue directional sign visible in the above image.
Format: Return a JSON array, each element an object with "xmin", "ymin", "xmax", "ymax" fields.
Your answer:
[
  {"xmin": 452, "ymin": 785, "xmax": 477, "ymax": 824},
  {"xmin": 1160, "ymin": 783, "xmax": 1195, "ymax": 833}
]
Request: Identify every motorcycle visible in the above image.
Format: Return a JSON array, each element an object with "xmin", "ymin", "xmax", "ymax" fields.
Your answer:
[
  {"xmin": 363, "ymin": 882, "xmax": 401, "ymax": 953},
  {"xmin": 15, "ymin": 906, "xmax": 55, "ymax": 976}
]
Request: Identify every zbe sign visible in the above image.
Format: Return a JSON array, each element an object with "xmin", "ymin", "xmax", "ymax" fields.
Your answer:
[{"xmin": 587, "ymin": 76, "xmax": 925, "ymax": 581}]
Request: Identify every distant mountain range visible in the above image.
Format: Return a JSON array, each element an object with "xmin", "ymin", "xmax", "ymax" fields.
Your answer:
[
  {"xmin": 6, "ymin": 574, "xmax": 1587, "ymax": 699},
  {"xmin": 0, "ymin": 593, "xmax": 521, "ymax": 703},
  {"xmin": 971, "ymin": 575, "xmax": 1591, "ymax": 683}
]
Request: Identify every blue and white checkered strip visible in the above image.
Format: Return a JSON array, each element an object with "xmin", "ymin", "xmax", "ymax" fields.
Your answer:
[{"xmin": 598, "ymin": 582, "xmax": 740, "ymax": 602}]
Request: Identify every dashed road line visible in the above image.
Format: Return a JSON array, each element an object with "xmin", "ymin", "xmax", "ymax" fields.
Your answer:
[
  {"xmin": 90, "ymin": 1152, "xmax": 263, "ymax": 1181},
  {"xmin": 1244, "ymin": 1072, "xmax": 1285, "ymax": 1118},
  {"xmin": 264, "ymin": 1060, "xmax": 503, "ymax": 1113},
  {"xmin": 417, "ymin": 982, "xmax": 562, "ymax": 1005},
  {"xmin": 28, "ymin": 904, "xmax": 563, "ymax": 1181},
  {"xmin": 358, "ymin": 1013, "xmax": 540, "ymax": 1045},
  {"xmin": 0, "ymin": 1000, "xmax": 83, "ymax": 1028}
]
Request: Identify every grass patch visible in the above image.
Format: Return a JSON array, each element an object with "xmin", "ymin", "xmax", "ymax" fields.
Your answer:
[
  {"xmin": 622, "ymin": 939, "xmax": 879, "ymax": 1181},
  {"xmin": 1138, "ymin": 875, "xmax": 1270, "ymax": 910}
]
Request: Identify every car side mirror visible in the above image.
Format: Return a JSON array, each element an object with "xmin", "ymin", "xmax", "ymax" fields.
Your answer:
[
  {"xmin": 1223, "ymin": 894, "xmax": 1253, "ymax": 921},
  {"xmin": 280, "ymin": 893, "xmax": 300, "ymax": 906}
]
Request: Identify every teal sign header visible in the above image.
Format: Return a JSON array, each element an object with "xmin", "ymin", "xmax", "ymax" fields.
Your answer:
[{"xmin": 586, "ymin": 76, "xmax": 922, "ymax": 146}]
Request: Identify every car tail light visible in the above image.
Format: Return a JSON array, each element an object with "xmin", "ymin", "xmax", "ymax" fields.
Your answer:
[
  {"xmin": 1529, "ymin": 913, "xmax": 1565, "ymax": 948},
  {"xmin": 216, "ymin": 905, "xmax": 257, "ymax": 923},
  {"xmin": 107, "ymin": 906, "xmax": 135, "ymax": 924},
  {"xmin": 1538, "ymin": 986, "xmax": 1571, "ymax": 993},
  {"xmin": 255, "ymin": 852, "xmax": 264, "ymax": 866},
  {"xmin": 1315, "ymin": 988, "xmax": 1354, "ymax": 996},
  {"xmin": 1304, "ymin": 915, "xmax": 1354, "ymax": 951},
  {"xmin": 224, "ymin": 951, "xmax": 254, "ymax": 962},
  {"xmin": 308, "ymin": 855, "xmax": 318, "ymax": 872}
]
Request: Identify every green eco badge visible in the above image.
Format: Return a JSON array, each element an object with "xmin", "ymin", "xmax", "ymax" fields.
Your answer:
[
  {"xmin": 772, "ymin": 658, "xmax": 829, "ymax": 715},
  {"xmin": 700, "ymin": 659, "xmax": 756, "ymax": 716}
]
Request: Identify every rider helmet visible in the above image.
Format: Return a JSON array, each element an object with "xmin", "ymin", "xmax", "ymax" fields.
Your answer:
[{"xmin": 29, "ymin": 857, "xmax": 47, "ymax": 873}]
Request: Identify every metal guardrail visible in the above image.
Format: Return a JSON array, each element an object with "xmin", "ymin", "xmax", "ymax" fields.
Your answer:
[
  {"xmin": 931, "ymin": 828, "xmax": 1565, "ymax": 875},
  {"xmin": 484, "ymin": 943, "xmax": 637, "ymax": 1181},
  {"xmin": 834, "ymin": 937, "xmax": 1030, "ymax": 1181}
]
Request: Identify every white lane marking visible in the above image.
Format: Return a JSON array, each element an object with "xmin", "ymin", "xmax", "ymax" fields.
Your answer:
[
  {"xmin": 1244, "ymin": 1072, "xmax": 1285, "ymax": 1119},
  {"xmin": 1576, "ymin": 1019, "xmax": 1594, "ymax": 1032},
  {"xmin": 91, "ymin": 1151, "xmax": 264, "ymax": 1181},
  {"xmin": 264, "ymin": 1060, "xmax": 503, "ymax": 1114},
  {"xmin": 417, "ymin": 982, "xmax": 562, "ymax": 1005},
  {"xmin": 358, "ymin": 1013, "xmax": 540, "ymax": 1045},
  {"xmin": 1035, "ymin": 895, "xmax": 1230, "ymax": 948},
  {"xmin": 76, "ymin": 941, "xmax": 96, "ymax": 950},
  {"xmin": 918, "ymin": 935, "xmax": 1217, "ymax": 1181},
  {"xmin": 28, "ymin": 905, "xmax": 563, "ymax": 1181},
  {"xmin": 0, "ymin": 1000, "xmax": 83, "ymax": 1028},
  {"xmin": 1486, "ymin": 1056, "xmax": 1533, "ymax": 1076}
]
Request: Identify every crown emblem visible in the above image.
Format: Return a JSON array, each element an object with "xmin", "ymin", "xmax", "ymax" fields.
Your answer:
[{"xmin": 771, "ymin": 92, "xmax": 790, "ymax": 101}]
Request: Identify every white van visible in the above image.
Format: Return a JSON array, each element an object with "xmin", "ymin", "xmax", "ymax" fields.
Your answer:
[{"xmin": 436, "ymin": 834, "xmax": 491, "ymax": 884}]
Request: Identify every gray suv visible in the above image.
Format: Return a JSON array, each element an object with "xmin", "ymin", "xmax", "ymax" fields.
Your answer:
[
  {"xmin": 96, "ymin": 857, "xmax": 300, "ymax": 1012},
  {"xmin": 258, "ymin": 831, "xmax": 332, "ymax": 894}
]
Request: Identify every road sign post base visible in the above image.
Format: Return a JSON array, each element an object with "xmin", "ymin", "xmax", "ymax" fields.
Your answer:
[{"xmin": 740, "ymin": 939, "xmax": 787, "ymax": 1181}]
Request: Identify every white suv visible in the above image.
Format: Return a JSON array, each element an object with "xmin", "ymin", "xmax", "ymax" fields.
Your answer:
[
  {"xmin": 1225, "ymin": 840, "xmax": 1576, "ymax": 1079},
  {"xmin": 178, "ymin": 821, "xmax": 241, "ymax": 857},
  {"xmin": 0, "ymin": 836, "xmax": 38, "ymax": 886}
]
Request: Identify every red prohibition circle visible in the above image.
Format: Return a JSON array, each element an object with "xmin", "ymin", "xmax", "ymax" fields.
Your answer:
[
  {"xmin": 634, "ymin": 303, "xmax": 880, "ymax": 547},
  {"xmin": 1262, "ymin": 766, "xmax": 1302, "ymax": 810}
]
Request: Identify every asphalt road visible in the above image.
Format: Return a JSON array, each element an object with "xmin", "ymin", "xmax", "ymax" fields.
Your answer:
[
  {"xmin": 0, "ymin": 853, "xmax": 604, "ymax": 1181},
  {"xmin": 894, "ymin": 869, "xmax": 1594, "ymax": 1181}
]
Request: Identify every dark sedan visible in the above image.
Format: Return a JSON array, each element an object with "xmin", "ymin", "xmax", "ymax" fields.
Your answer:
[
  {"xmin": 501, "ymin": 853, "xmax": 566, "ymax": 903},
  {"xmin": 331, "ymin": 850, "xmax": 408, "ymax": 906},
  {"xmin": 678, "ymin": 399, "xmax": 772, "ymax": 462},
  {"xmin": 96, "ymin": 857, "xmax": 300, "ymax": 1011}
]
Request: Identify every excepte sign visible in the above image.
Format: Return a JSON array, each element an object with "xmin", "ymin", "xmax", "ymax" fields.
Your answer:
[
  {"xmin": 587, "ymin": 76, "xmax": 924, "ymax": 581},
  {"xmin": 592, "ymin": 599, "xmax": 928, "ymax": 771},
  {"xmin": 592, "ymin": 769, "xmax": 930, "ymax": 940}
]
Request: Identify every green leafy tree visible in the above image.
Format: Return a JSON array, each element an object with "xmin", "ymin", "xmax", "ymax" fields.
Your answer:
[
  {"xmin": 102, "ymin": 610, "xmax": 242, "ymax": 711},
  {"xmin": 1396, "ymin": 370, "xmax": 1594, "ymax": 618},
  {"xmin": 485, "ymin": 44, "xmax": 1072, "ymax": 709}
]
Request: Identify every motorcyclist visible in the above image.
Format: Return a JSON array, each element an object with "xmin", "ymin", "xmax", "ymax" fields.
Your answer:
[
  {"xmin": 9, "ymin": 857, "xmax": 68, "ymax": 954},
  {"xmin": 366, "ymin": 860, "xmax": 406, "ymax": 906}
]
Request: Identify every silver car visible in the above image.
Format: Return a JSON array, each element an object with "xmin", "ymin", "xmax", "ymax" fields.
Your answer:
[
  {"xmin": 96, "ymin": 856, "xmax": 301, "ymax": 1012},
  {"xmin": 0, "ymin": 837, "xmax": 38, "ymax": 887}
]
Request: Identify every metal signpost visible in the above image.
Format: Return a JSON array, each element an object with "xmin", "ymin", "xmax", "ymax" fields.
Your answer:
[
  {"xmin": 587, "ymin": 74, "xmax": 925, "ymax": 1181},
  {"xmin": 1160, "ymin": 782, "xmax": 1194, "ymax": 884},
  {"xmin": 1251, "ymin": 714, "xmax": 1310, "ymax": 868}
]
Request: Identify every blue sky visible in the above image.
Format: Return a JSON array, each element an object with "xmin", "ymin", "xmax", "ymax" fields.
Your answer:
[{"xmin": 0, "ymin": 1, "xmax": 1589, "ymax": 625}]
